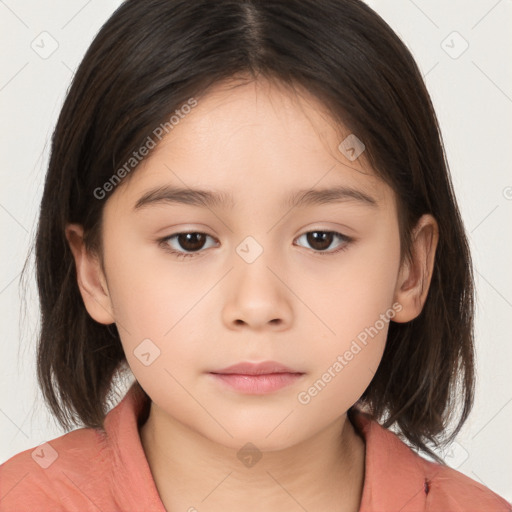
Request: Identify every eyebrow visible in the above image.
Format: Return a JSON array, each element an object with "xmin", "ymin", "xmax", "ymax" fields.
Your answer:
[{"xmin": 133, "ymin": 184, "xmax": 379, "ymax": 211}]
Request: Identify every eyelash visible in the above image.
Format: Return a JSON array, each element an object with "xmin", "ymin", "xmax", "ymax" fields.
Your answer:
[{"xmin": 158, "ymin": 230, "xmax": 353, "ymax": 259}]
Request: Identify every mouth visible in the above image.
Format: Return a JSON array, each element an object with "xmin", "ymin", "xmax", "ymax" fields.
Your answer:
[{"xmin": 209, "ymin": 361, "xmax": 305, "ymax": 394}]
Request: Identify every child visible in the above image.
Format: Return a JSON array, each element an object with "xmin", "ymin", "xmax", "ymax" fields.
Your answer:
[{"xmin": 1, "ymin": 0, "xmax": 510, "ymax": 510}]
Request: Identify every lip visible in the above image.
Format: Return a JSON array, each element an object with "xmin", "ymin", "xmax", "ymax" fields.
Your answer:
[
  {"xmin": 211, "ymin": 361, "xmax": 301, "ymax": 375},
  {"xmin": 209, "ymin": 361, "xmax": 305, "ymax": 394}
]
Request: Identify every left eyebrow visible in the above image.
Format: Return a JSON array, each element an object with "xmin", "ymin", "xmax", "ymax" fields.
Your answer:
[{"xmin": 133, "ymin": 184, "xmax": 379, "ymax": 211}]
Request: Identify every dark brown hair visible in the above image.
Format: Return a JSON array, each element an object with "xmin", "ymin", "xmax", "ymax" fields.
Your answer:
[{"xmin": 29, "ymin": 0, "xmax": 474, "ymax": 463}]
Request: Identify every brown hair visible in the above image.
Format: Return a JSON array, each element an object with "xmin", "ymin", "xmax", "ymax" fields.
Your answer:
[{"xmin": 29, "ymin": 0, "xmax": 474, "ymax": 463}]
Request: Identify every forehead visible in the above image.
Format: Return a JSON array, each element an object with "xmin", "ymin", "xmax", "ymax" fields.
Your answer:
[{"xmin": 108, "ymin": 77, "xmax": 393, "ymax": 211}]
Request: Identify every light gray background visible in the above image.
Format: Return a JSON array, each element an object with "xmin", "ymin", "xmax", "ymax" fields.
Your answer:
[{"xmin": 1, "ymin": 0, "xmax": 511, "ymax": 502}]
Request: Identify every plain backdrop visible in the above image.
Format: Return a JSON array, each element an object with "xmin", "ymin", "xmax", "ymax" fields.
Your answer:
[{"xmin": 1, "ymin": 0, "xmax": 511, "ymax": 502}]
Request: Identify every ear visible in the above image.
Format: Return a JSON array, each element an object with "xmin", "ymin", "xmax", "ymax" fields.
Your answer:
[
  {"xmin": 65, "ymin": 223, "xmax": 115, "ymax": 325},
  {"xmin": 392, "ymin": 214, "xmax": 439, "ymax": 323}
]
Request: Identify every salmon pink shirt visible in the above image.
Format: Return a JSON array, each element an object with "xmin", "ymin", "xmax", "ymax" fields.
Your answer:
[{"xmin": 1, "ymin": 382, "xmax": 510, "ymax": 511}]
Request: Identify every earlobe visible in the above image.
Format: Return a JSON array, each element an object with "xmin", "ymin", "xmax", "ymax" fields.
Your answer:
[
  {"xmin": 65, "ymin": 223, "xmax": 115, "ymax": 325},
  {"xmin": 392, "ymin": 214, "xmax": 439, "ymax": 323}
]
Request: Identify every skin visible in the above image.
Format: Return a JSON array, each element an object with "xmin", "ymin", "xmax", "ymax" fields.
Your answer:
[{"xmin": 66, "ymin": 77, "xmax": 438, "ymax": 512}]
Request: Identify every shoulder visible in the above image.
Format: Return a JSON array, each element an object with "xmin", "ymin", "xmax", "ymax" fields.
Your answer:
[
  {"xmin": 420, "ymin": 455, "xmax": 511, "ymax": 510},
  {"xmin": 351, "ymin": 409, "xmax": 511, "ymax": 511},
  {"xmin": 0, "ymin": 426, "xmax": 109, "ymax": 511},
  {"xmin": 0, "ymin": 383, "xmax": 157, "ymax": 512}
]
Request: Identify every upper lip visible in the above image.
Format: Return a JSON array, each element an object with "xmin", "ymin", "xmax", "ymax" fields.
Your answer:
[{"xmin": 210, "ymin": 361, "xmax": 303, "ymax": 375}]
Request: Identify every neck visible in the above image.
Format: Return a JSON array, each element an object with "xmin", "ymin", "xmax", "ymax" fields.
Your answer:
[{"xmin": 139, "ymin": 403, "xmax": 365, "ymax": 512}]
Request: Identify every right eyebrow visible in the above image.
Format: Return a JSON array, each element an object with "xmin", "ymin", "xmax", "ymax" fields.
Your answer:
[{"xmin": 133, "ymin": 185, "xmax": 235, "ymax": 211}]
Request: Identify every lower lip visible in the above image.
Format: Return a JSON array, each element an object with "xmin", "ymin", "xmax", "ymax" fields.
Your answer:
[{"xmin": 209, "ymin": 372, "xmax": 304, "ymax": 394}]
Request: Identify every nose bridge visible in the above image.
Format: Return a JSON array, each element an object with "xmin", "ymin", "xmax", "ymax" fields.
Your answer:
[
  {"xmin": 222, "ymin": 231, "xmax": 292, "ymax": 329},
  {"xmin": 234, "ymin": 232, "xmax": 282, "ymax": 297},
  {"xmin": 235, "ymin": 234, "xmax": 267, "ymax": 266}
]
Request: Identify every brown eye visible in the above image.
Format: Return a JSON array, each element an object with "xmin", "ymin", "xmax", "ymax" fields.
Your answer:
[
  {"xmin": 175, "ymin": 232, "xmax": 207, "ymax": 252},
  {"xmin": 160, "ymin": 229, "xmax": 352, "ymax": 260},
  {"xmin": 306, "ymin": 231, "xmax": 333, "ymax": 251},
  {"xmin": 160, "ymin": 232, "xmax": 217, "ymax": 258},
  {"xmin": 295, "ymin": 230, "xmax": 351, "ymax": 254}
]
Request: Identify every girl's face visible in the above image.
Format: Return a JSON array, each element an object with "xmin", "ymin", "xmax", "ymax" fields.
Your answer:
[{"xmin": 80, "ymin": 78, "xmax": 421, "ymax": 450}]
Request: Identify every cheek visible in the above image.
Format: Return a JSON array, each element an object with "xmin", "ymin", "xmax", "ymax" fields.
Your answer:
[
  {"xmin": 295, "ymin": 291, "xmax": 393, "ymax": 421},
  {"xmin": 104, "ymin": 224, "xmax": 207, "ymax": 331},
  {"xmin": 297, "ymin": 222, "xmax": 400, "ymax": 409},
  {"xmin": 101, "ymin": 229, "xmax": 211, "ymax": 385},
  {"xmin": 299, "ymin": 297, "xmax": 392, "ymax": 416},
  {"xmin": 305, "ymin": 219, "xmax": 401, "ymax": 338}
]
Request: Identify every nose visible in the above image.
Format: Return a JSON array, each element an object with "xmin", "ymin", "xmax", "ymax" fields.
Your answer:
[{"xmin": 221, "ymin": 246, "xmax": 293, "ymax": 332}]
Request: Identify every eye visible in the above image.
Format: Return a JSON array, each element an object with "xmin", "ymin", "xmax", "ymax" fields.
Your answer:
[
  {"xmin": 159, "ymin": 232, "xmax": 218, "ymax": 259},
  {"xmin": 158, "ymin": 229, "xmax": 353, "ymax": 260},
  {"xmin": 294, "ymin": 230, "xmax": 352, "ymax": 255}
]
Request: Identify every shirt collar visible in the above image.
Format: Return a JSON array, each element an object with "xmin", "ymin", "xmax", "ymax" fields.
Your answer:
[
  {"xmin": 103, "ymin": 381, "xmax": 166, "ymax": 511},
  {"xmin": 105, "ymin": 382, "xmax": 431, "ymax": 511},
  {"xmin": 351, "ymin": 409, "xmax": 431, "ymax": 511}
]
